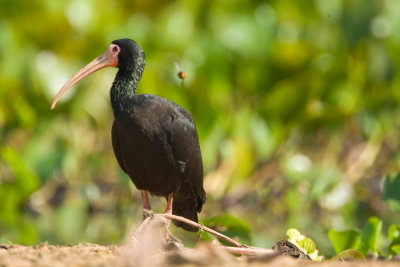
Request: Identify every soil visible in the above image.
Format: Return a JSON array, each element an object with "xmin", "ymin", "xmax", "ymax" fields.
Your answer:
[
  {"xmin": 0, "ymin": 243, "xmax": 125, "ymax": 267},
  {"xmin": 1, "ymin": 243, "xmax": 400, "ymax": 267},
  {"xmin": 1, "ymin": 216, "xmax": 399, "ymax": 266}
]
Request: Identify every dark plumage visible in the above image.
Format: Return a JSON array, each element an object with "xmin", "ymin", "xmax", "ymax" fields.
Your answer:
[{"xmin": 52, "ymin": 39, "xmax": 206, "ymax": 232}]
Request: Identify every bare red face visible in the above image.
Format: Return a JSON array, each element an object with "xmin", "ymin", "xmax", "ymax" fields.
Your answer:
[{"xmin": 51, "ymin": 43, "xmax": 121, "ymax": 109}]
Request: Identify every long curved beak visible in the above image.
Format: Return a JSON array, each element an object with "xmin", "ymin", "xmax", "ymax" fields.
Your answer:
[{"xmin": 51, "ymin": 45, "xmax": 118, "ymax": 109}]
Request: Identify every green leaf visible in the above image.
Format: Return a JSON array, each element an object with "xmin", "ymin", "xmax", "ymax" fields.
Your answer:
[
  {"xmin": 287, "ymin": 228, "xmax": 303, "ymax": 242},
  {"xmin": 358, "ymin": 216, "xmax": 382, "ymax": 255},
  {"xmin": 298, "ymin": 237, "xmax": 317, "ymax": 254},
  {"xmin": 389, "ymin": 224, "xmax": 400, "ymax": 256},
  {"xmin": 388, "ymin": 224, "xmax": 400, "ymax": 243},
  {"xmin": 382, "ymin": 173, "xmax": 400, "ymax": 203},
  {"xmin": 328, "ymin": 229, "xmax": 360, "ymax": 254}
]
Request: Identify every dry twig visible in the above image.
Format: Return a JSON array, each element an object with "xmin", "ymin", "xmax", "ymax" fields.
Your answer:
[
  {"xmin": 159, "ymin": 213, "xmax": 246, "ymax": 248},
  {"xmin": 223, "ymin": 246, "xmax": 276, "ymax": 256},
  {"xmin": 130, "ymin": 212, "xmax": 276, "ymax": 257}
]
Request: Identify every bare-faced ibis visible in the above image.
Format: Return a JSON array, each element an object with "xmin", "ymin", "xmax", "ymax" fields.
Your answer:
[{"xmin": 51, "ymin": 39, "xmax": 206, "ymax": 231}]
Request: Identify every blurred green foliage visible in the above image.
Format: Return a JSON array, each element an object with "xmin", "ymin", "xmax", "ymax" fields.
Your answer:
[
  {"xmin": 388, "ymin": 224, "xmax": 400, "ymax": 256},
  {"xmin": 329, "ymin": 217, "xmax": 400, "ymax": 258},
  {"xmin": 1, "ymin": 0, "xmax": 400, "ymax": 256},
  {"xmin": 201, "ymin": 213, "xmax": 251, "ymax": 245},
  {"xmin": 383, "ymin": 175, "xmax": 400, "ymax": 197}
]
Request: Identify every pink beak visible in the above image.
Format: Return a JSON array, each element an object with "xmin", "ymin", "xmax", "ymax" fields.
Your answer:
[{"xmin": 51, "ymin": 44, "xmax": 120, "ymax": 109}]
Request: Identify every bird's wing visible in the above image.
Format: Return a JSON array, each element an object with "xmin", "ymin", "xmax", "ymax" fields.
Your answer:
[
  {"xmin": 111, "ymin": 121, "xmax": 128, "ymax": 173},
  {"xmin": 167, "ymin": 105, "xmax": 206, "ymax": 211}
]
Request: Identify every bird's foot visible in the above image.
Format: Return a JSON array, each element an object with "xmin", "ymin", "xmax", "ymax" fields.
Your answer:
[{"xmin": 143, "ymin": 209, "xmax": 154, "ymax": 220}]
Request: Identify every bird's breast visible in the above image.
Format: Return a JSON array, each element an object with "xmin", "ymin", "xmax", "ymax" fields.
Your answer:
[{"xmin": 112, "ymin": 115, "xmax": 181, "ymax": 196}]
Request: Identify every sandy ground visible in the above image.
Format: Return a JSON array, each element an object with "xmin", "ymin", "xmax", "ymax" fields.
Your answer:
[
  {"xmin": 1, "ymin": 216, "xmax": 399, "ymax": 267},
  {"xmin": 0, "ymin": 244, "xmax": 125, "ymax": 267},
  {"xmin": 1, "ymin": 243, "xmax": 400, "ymax": 267}
]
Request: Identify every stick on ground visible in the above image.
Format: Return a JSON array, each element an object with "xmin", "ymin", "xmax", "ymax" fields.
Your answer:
[{"xmin": 131, "ymin": 212, "xmax": 277, "ymax": 257}]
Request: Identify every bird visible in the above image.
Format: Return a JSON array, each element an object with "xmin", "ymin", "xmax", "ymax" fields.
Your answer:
[{"xmin": 51, "ymin": 38, "xmax": 206, "ymax": 232}]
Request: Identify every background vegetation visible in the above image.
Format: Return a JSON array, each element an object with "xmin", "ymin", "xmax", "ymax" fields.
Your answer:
[{"xmin": 1, "ymin": 0, "xmax": 400, "ymax": 257}]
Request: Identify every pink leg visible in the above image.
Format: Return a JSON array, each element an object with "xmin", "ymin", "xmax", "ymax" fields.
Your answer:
[
  {"xmin": 165, "ymin": 194, "xmax": 173, "ymax": 215},
  {"xmin": 141, "ymin": 190, "xmax": 151, "ymax": 211}
]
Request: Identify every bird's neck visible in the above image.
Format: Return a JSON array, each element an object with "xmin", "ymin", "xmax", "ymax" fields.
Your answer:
[{"xmin": 110, "ymin": 66, "xmax": 143, "ymax": 117}]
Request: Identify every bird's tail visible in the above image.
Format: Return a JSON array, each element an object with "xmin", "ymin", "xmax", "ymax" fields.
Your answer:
[{"xmin": 172, "ymin": 196, "xmax": 201, "ymax": 232}]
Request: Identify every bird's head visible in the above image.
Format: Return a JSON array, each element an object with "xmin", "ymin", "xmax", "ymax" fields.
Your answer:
[
  {"xmin": 112, "ymin": 39, "xmax": 145, "ymax": 74},
  {"xmin": 51, "ymin": 38, "xmax": 145, "ymax": 109}
]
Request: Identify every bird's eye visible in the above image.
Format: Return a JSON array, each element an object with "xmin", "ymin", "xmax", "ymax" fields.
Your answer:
[{"xmin": 112, "ymin": 46, "xmax": 120, "ymax": 53}]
